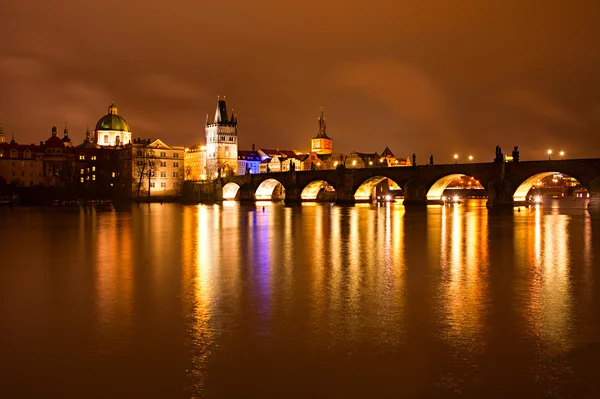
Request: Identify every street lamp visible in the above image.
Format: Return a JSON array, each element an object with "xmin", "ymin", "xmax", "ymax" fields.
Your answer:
[
  {"xmin": 468, "ymin": 155, "xmax": 473, "ymax": 162},
  {"xmin": 453, "ymin": 154, "xmax": 458, "ymax": 164},
  {"xmin": 560, "ymin": 151, "xmax": 565, "ymax": 160},
  {"xmin": 547, "ymin": 149, "xmax": 552, "ymax": 160}
]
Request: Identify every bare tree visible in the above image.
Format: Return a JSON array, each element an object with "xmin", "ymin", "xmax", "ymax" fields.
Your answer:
[{"xmin": 134, "ymin": 148, "xmax": 159, "ymax": 198}]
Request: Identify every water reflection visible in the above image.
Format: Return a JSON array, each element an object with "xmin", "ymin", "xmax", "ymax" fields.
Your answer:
[
  {"xmin": 95, "ymin": 210, "xmax": 134, "ymax": 355},
  {"xmin": 1, "ymin": 199, "xmax": 597, "ymax": 398}
]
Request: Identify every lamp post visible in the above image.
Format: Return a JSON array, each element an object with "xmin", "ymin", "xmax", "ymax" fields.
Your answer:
[
  {"xmin": 468, "ymin": 155, "xmax": 473, "ymax": 163},
  {"xmin": 547, "ymin": 149, "xmax": 552, "ymax": 160},
  {"xmin": 453, "ymin": 154, "xmax": 458, "ymax": 164},
  {"xmin": 559, "ymin": 151, "xmax": 565, "ymax": 160}
]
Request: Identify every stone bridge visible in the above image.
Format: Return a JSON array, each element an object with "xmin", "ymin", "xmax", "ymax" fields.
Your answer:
[{"xmin": 216, "ymin": 158, "xmax": 600, "ymax": 212}]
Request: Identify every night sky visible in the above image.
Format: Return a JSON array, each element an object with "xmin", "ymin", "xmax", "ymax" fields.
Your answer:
[{"xmin": 1, "ymin": 0, "xmax": 599, "ymax": 162}]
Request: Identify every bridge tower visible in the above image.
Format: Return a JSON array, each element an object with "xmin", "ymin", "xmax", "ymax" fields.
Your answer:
[{"xmin": 205, "ymin": 97, "xmax": 238, "ymax": 179}]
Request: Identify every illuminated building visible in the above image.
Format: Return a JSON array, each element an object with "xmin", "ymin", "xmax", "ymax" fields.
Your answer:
[
  {"xmin": 184, "ymin": 144, "xmax": 207, "ymax": 180},
  {"xmin": 0, "ymin": 130, "xmax": 44, "ymax": 187},
  {"xmin": 380, "ymin": 146, "xmax": 411, "ymax": 167},
  {"xmin": 205, "ymin": 97, "xmax": 238, "ymax": 178},
  {"xmin": 256, "ymin": 149, "xmax": 303, "ymax": 173},
  {"xmin": 311, "ymin": 107, "xmax": 333, "ymax": 155},
  {"xmin": 94, "ymin": 103, "xmax": 132, "ymax": 147},
  {"xmin": 120, "ymin": 138, "xmax": 184, "ymax": 197},
  {"xmin": 237, "ymin": 146, "xmax": 261, "ymax": 175}
]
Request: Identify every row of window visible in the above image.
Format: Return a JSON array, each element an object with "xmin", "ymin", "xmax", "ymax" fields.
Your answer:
[
  {"xmin": 0, "ymin": 150, "xmax": 34, "ymax": 158},
  {"xmin": 149, "ymin": 182, "xmax": 173, "ymax": 188},
  {"xmin": 2, "ymin": 170, "xmax": 40, "ymax": 177},
  {"xmin": 79, "ymin": 154, "xmax": 97, "ymax": 160},
  {"xmin": 80, "ymin": 175, "xmax": 96, "ymax": 182}
]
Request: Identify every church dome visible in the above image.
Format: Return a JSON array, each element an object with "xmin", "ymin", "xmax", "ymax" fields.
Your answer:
[{"xmin": 95, "ymin": 103, "xmax": 131, "ymax": 132}]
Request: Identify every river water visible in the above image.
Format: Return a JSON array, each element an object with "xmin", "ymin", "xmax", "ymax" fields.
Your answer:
[{"xmin": 1, "ymin": 199, "xmax": 599, "ymax": 398}]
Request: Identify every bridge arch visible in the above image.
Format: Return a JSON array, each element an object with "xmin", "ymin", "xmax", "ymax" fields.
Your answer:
[
  {"xmin": 301, "ymin": 180, "xmax": 336, "ymax": 201},
  {"xmin": 513, "ymin": 171, "xmax": 586, "ymax": 202},
  {"xmin": 426, "ymin": 174, "xmax": 485, "ymax": 201},
  {"xmin": 255, "ymin": 178, "xmax": 286, "ymax": 201},
  {"xmin": 354, "ymin": 176, "xmax": 401, "ymax": 202},
  {"xmin": 222, "ymin": 182, "xmax": 241, "ymax": 200}
]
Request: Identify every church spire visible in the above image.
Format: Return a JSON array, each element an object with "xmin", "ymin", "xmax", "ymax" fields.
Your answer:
[
  {"xmin": 10, "ymin": 132, "xmax": 16, "ymax": 145},
  {"xmin": 52, "ymin": 125, "xmax": 58, "ymax": 137},
  {"xmin": 316, "ymin": 106, "xmax": 328, "ymax": 138}
]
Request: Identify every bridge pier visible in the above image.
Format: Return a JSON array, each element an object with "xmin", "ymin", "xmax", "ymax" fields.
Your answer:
[
  {"xmin": 588, "ymin": 195, "xmax": 600, "ymax": 216},
  {"xmin": 403, "ymin": 181, "xmax": 427, "ymax": 210},
  {"xmin": 284, "ymin": 184, "xmax": 302, "ymax": 204},
  {"xmin": 486, "ymin": 178, "xmax": 514, "ymax": 211},
  {"xmin": 237, "ymin": 184, "xmax": 256, "ymax": 202}
]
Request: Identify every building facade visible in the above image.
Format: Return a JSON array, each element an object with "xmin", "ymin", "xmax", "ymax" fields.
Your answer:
[
  {"xmin": 205, "ymin": 98, "xmax": 238, "ymax": 179},
  {"xmin": 237, "ymin": 149, "xmax": 261, "ymax": 175},
  {"xmin": 184, "ymin": 144, "xmax": 207, "ymax": 181},
  {"xmin": 121, "ymin": 138, "xmax": 184, "ymax": 198}
]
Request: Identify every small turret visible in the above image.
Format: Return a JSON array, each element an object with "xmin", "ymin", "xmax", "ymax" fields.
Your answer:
[
  {"xmin": 62, "ymin": 123, "xmax": 71, "ymax": 143},
  {"xmin": 108, "ymin": 102, "xmax": 118, "ymax": 115},
  {"xmin": 51, "ymin": 125, "xmax": 58, "ymax": 137},
  {"xmin": 10, "ymin": 132, "xmax": 16, "ymax": 145}
]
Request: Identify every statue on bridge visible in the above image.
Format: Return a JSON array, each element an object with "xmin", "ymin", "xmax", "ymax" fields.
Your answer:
[
  {"xmin": 412, "ymin": 153, "xmax": 416, "ymax": 167},
  {"xmin": 494, "ymin": 145, "xmax": 504, "ymax": 163},
  {"xmin": 429, "ymin": 154, "xmax": 434, "ymax": 165},
  {"xmin": 266, "ymin": 165, "xmax": 271, "ymax": 173},
  {"xmin": 512, "ymin": 146, "xmax": 520, "ymax": 162},
  {"xmin": 289, "ymin": 159, "xmax": 295, "ymax": 172}
]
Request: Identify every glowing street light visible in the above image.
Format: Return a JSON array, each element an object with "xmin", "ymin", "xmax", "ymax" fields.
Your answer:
[
  {"xmin": 468, "ymin": 155, "xmax": 473, "ymax": 162},
  {"xmin": 453, "ymin": 154, "xmax": 459, "ymax": 164},
  {"xmin": 547, "ymin": 149, "xmax": 552, "ymax": 160},
  {"xmin": 560, "ymin": 151, "xmax": 565, "ymax": 160}
]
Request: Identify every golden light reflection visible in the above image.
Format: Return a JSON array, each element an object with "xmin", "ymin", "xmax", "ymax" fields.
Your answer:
[
  {"xmin": 526, "ymin": 210, "xmax": 573, "ymax": 352},
  {"xmin": 182, "ymin": 205, "xmax": 216, "ymax": 395},
  {"xmin": 95, "ymin": 209, "xmax": 133, "ymax": 355},
  {"xmin": 438, "ymin": 202, "xmax": 489, "ymax": 352}
]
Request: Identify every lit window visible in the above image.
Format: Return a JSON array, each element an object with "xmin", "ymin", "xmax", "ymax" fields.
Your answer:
[
  {"xmin": 79, "ymin": 154, "xmax": 85, "ymax": 160},
  {"xmin": 80, "ymin": 177, "xmax": 84, "ymax": 183},
  {"xmin": 80, "ymin": 169, "xmax": 84, "ymax": 174},
  {"xmin": 92, "ymin": 175, "xmax": 95, "ymax": 181},
  {"xmin": 111, "ymin": 172, "xmax": 116, "ymax": 178},
  {"xmin": 92, "ymin": 166, "xmax": 95, "ymax": 171},
  {"xmin": 91, "ymin": 156, "xmax": 96, "ymax": 161},
  {"xmin": 104, "ymin": 135, "xmax": 109, "ymax": 144}
]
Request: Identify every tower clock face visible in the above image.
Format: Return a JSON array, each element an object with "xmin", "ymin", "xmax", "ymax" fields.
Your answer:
[{"xmin": 315, "ymin": 142, "xmax": 320, "ymax": 148}]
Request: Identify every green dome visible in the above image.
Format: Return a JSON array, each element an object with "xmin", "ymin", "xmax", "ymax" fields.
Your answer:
[
  {"xmin": 95, "ymin": 103, "xmax": 131, "ymax": 132},
  {"xmin": 95, "ymin": 114, "xmax": 130, "ymax": 132}
]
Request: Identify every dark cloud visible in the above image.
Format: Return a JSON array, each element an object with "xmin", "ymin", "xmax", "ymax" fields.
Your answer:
[{"xmin": 1, "ymin": 0, "xmax": 599, "ymax": 162}]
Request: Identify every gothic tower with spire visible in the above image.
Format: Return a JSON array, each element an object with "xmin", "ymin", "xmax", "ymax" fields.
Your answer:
[
  {"xmin": 311, "ymin": 107, "xmax": 333, "ymax": 155},
  {"xmin": 205, "ymin": 96, "xmax": 238, "ymax": 178}
]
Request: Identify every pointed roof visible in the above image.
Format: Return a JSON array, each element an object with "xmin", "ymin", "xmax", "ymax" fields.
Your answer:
[
  {"xmin": 313, "ymin": 107, "xmax": 330, "ymax": 139},
  {"xmin": 213, "ymin": 96, "xmax": 229, "ymax": 124},
  {"xmin": 381, "ymin": 146, "xmax": 395, "ymax": 158}
]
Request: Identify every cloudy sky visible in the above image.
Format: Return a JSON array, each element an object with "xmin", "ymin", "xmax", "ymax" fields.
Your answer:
[{"xmin": 1, "ymin": 0, "xmax": 599, "ymax": 162}]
